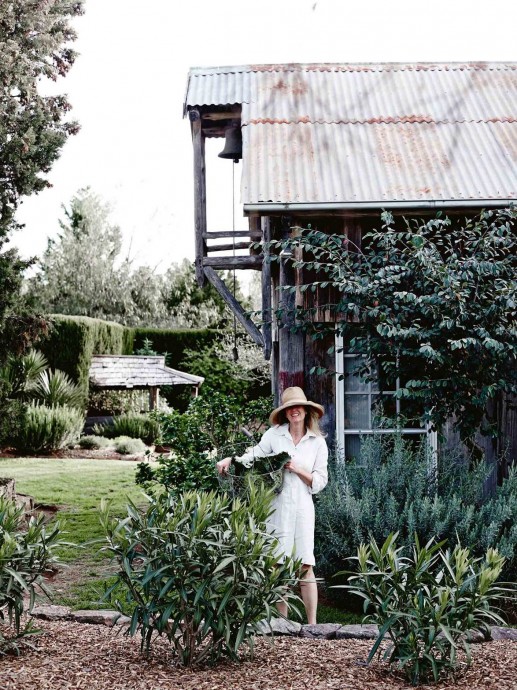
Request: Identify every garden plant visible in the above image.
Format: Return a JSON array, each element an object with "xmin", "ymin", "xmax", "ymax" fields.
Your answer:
[
  {"xmin": 101, "ymin": 484, "xmax": 300, "ymax": 666},
  {"xmin": 340, "ymin": 533, "xmax": 513, "ymax": 685},
  {"xmin": 0, "ymin": 496, "xmax": 62, "ymax": 653}
]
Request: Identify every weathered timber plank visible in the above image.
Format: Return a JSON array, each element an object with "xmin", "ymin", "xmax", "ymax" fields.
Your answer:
[
  {"xmin": 261, "ymin": 216, "xmax": 272, "ymax": 361},
  {"xmin": 203, "ymin": 267, "xmax": 264, "ymax": 347},
  {"xmin": 203, "ymin": 230, "xmax": 262, "ymax": 239},
  {"xmin": 190, "ymin": 108, "xmax": 207, "ymax": 287},
  {"xmin": 202, "ymin": 256, "xmax": 262, "ymax": 269},
  {"xmin": 206, "ymin": 242, "xmax": 252, "ymax": 252}
]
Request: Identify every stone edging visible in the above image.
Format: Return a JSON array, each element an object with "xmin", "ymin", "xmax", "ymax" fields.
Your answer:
[{"xmin": 30, "ymin": 606, "xmax": 517, "ymax": 642}]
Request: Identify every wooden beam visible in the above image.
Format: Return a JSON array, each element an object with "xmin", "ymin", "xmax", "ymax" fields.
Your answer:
[
  {"xmin": 202, "ymin": 112, "xmax": 241, "ymax": 121},
  {"xmin": 190, "ymin": 108, "xmax": 207, "ymax": 287},
  {"xmin": 203, "ymin": 230, "xmax": 262, "ymax": 239},
  {"xmin": 261, "ymin": 216, "xmax": 272, "ymax": 361},
  {"xmin": 206, "ymin": 242, "xmax": 252, "ymax": 252},
  {"xmin": 203, "ymin": 256, "xmax": 263, "ymax": 269},
  {"xmin": 278, "ymin": 216, "xmax": 305, "ymax": 394},
  {"xmin": 203, "ymin": 267, "xmax": 264, "ymax": 348}
]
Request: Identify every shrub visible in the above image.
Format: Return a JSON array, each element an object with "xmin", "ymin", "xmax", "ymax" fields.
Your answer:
[
  {"xmin": 27, "ymin": 369, "xmax": 84, "ymax": 409},
  {"xmin": 137, "ymin": 391, "xmax": 272, "ymax": 493},
  {"xmin": 78, "ymin": 435, "xmax": 110, "ymax": 450},
  {"xmin": 315, "ymin": 433, "xmax": 517, "ymax": 584},
  {"xmin": 112, "ymin": 436, "xmax": 146, "ymax": 455},
  {"xmin": 0, "ymin": 496, "xmax": 62, "ymax": 653},
  {"xmin": 94, "ymin": 413, "xmax": 160, "ymax": 445},
  {"xmin": 341, "ymin": 534, "xmax": 511, "ymax": 685},
  {"xmin": 100, "ymin": 486, "xmax": 300, "ymax": 666},
  {"xmin": 14, "ymin": 403, "xmax": 84, "ymax": 453}
]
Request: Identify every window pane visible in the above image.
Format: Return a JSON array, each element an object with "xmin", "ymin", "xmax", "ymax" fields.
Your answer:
[
  {"xmin": 345, "ymin": 435, "xmax": 362, "ymax": 463},
  {"xmin": 344, "ymin": 356, "xmax": 369, "ymax": 392},
  {"xmin": 345, "ymin": 394, "xmax": 370, "ymax": 428},
  {"xmin": 372, "ymin": 394, "xmax": 397, "ymax": 427}
]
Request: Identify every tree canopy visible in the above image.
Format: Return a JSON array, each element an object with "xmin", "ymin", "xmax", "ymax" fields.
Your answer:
[
  {"xmin": 27, "ymin": 188, "xmax": 243, "ymax": 329},
  {"xmin": 0, "ymin": 0, "xmax": 83, "ymax": 235},
  {"xmin": 272, "ymin": 208, "xmax": 517, "ymax": 445}
]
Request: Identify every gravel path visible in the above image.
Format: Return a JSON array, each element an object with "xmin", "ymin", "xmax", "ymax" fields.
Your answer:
[{"xmin": 1, "ymin": 620, "xmax": 516, "ymax": 690}]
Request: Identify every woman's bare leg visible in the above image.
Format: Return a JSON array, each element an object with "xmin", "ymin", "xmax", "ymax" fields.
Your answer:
[{"xmin": 300, "ymin": 565, "xmax": 318, "ymax": 625}]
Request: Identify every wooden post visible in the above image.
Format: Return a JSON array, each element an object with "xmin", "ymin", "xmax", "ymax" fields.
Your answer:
[
  {"xmin": 278, "ymin": 216, "xmax": 305, "ymax": 396},
  {"xmin": 261, "ymin": 216, "xmax": 272, "ymax": 361},
  {"xmin": 190, "ymin": 108, "xmax": 206, "ymax": 287},
  {"xmin": 149, "ymin": 387, "xmax": 159, "ymax": 411}
]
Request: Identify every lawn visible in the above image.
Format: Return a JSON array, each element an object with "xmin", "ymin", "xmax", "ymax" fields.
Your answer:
[{"xmin": 0, "ymin": 457, "xmax": 146, "ymax": 609}]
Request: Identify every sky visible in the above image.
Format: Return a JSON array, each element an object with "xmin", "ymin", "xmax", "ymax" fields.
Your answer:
[{"xmin": 11, "ymin": 0, "xmax": 517, "ymax": 276}]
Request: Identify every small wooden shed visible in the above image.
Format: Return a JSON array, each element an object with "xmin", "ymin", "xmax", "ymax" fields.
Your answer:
[{"xmin": 89, "ymin": 355, "xmax": 204, "ymax": 410}]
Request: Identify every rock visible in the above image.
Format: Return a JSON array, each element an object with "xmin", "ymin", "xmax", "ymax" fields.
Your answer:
[
  {"xmin": 490, "ymin": 626, "xmax": 517, "ymax": 641},
  {"xmin": 300, "ymin": 623, "xmax": 342, "ymax": 639},
  {"xmin": 71, "ymin": 610, "xmax": 131, "ymax": 627},
  {"xmin": 335, "ymin": 624, "xmax": 379, "ymax": 640},
  {"xmin": 31, "ymin": 605, "xmax": 71, "ymax": 620},
  {"xmin": 465, "ymin": 628, "xmax": 491, "ymax": 643},
  {"xmin": 256, "ymin": 617, "xmax": 302, "ymax": 636}
]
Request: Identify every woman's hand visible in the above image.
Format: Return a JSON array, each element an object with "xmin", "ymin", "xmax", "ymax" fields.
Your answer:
[
  {"xmin": 216, "ymin": 457, "xmax": 231, "ymax": 475},
  {"xmin": 284, "ymin": 460, "xmax": 298, "ymax": 474},
  {"xmin": 285, "ymin": 460, "xmax": 313, "ymax": 488}
]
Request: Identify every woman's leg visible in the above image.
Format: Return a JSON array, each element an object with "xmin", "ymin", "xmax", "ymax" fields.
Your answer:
[
  {"xmin": 300, "ymin": 565, "xmax": 318, "ymax": 625},
  {"xmin": 275, "ymin": 599, "xmax": 288, "ymax": 618}
]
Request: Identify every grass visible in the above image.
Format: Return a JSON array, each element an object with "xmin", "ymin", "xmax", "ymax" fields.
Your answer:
[{"xmin": 0, "ymin": 457, "xmax": 147, "ymax": 610}]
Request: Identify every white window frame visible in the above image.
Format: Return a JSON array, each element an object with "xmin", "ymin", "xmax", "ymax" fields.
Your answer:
[{"xmin": 335, "ymin": 333, "xmax": 437, "ymax": 469}]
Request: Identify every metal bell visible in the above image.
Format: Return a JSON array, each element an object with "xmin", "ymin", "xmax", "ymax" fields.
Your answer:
[{"xmin": 218, "ymin": 126, "xmax": 242, "ymax": 161}]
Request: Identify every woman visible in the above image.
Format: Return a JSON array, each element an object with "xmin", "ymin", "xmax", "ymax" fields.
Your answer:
[{"xmin": 216, "ymin": 386, "xmax": 328, "ymax": 625}]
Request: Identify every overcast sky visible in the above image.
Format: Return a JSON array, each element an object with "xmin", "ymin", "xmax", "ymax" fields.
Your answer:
[{"xmin": 11, "ymin": 0, "xmax": 517, "ymax": 274}]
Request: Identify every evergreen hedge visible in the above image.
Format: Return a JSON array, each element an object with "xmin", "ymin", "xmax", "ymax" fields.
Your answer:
[
  {"xmin": 36, "ymin": 316, "xmax": 220, "ymax": 402},
  {"xmin": 131, "ymin": 327, "xmax": 219, "ymax": 369},
  {"xmin": 38, "ymin": 315, "xmax": 132, "ymax": 401}
]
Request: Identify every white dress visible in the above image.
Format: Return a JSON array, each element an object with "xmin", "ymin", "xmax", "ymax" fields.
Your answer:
[{"xmin": 238, "ymin": 423, "xmax": 328, "ymax": 566}]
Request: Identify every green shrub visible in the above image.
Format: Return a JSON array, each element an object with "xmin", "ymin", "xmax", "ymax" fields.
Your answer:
[
  {"xmin": 341, "ymin": 534, "xmax": 511, "ymax": 685},
  {"xmin": 0, "ymin": 496, "xmax": 62, "ymax": 653},
  {"xmin": 28, "ymin": 369, "xmax": 84, "ymax": 409},
  {"xmin": 136, "ymin": 391, "xmax": 271, "ymax": 493},
  {"xmin": 100, "ymin": 486, "xmax": 300, "ymax": 666},
  {"xmin": 316, "ymin": 433, "xmax": 517, "ymax": 583},
  {"xmin": 112, "ymin": 436, "xmax": 146, "ymax": 455},
  {"xmin": 88, "ymin": 389, "xmax": 149, "ymax": 416},
  {"xmin": 15, "ymin": 403, "xmax": 84, "ymax": 453},
  {"xmin": 94, "ymin": 413, "xmax": 160, "ymax": 445},
  {"xmin": 78, "ymin": 435, "xmax": 110, "ymax": 450}
]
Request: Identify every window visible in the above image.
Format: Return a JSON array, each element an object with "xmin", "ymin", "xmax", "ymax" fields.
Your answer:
[{"xmin": 335, "ymin": 334, "xmax": 437, "ymax": 465}]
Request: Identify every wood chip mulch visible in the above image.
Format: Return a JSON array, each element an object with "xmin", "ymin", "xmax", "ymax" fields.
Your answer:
[{"xmin": 1, "ymin": 620, "xmax": 516, "ymax": 690}]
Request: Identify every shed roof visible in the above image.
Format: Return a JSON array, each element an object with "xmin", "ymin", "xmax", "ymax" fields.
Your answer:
[
  {"xmin": 185, "ymin": 62, "xmax": 517, "ymax": 208},
  {"xmin": 89, "ymin": 355, "xmax": 204, "ymax": 390}
]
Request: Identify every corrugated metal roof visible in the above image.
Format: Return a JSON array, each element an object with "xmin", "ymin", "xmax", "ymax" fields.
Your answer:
[
  {"xmin": 185, "ymin": 63, "xmax": 517, "ymax": 205},
  {"xmin": 89, "ymin": 355, "xmax": 204, "ymax": 389}
]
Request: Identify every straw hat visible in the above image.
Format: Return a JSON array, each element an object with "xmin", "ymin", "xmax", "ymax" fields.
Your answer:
[{"xmin": 269, "ymin": 386, "xmax": 324, "ymax": 425}]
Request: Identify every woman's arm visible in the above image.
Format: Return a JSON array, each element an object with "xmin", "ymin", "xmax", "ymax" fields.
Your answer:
[{"xmin": 216, "ymin": 428, "xmax": 275, "ymax": 475}]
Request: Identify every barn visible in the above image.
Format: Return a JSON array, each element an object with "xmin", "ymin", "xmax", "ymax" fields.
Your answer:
[{"xmin": 183, "ymin": 62, "xmax": 517, "ymax": 475}]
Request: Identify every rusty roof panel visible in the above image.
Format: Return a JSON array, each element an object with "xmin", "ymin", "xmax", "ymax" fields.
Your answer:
[
  {"xmin": 241, "ymin": 121, "xmax": 516, "ymax": 203},
  {"xmin": 185, "ymin": 63, "xmax": 517, "ymax": 205}
]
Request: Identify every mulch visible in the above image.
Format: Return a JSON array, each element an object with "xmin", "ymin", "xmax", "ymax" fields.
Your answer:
[{"xmin": 1, "ymin": 620, "xmax": 516, "ymax": 690}]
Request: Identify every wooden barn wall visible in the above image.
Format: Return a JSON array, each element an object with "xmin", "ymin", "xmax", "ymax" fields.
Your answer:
[{"xmin": 304, "ymin": 330, "xmax": 336, "ymax": 449}]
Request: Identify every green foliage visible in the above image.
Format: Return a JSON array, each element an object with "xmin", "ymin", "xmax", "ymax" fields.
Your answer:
[
  {"xmin": 316, "ymin": 434, "xmax": 517, "ymax": 583},
  {"xmin": 131, "ymin": 328, "xmax": 219, "ymax": 369},
  {"xmin": 112, "ymin": 436, "xmax": 147, "ymax": 455},
  {"xmin": 0, "ymin": 1, "xmax": 83, "ymax": 236},
  {"xmin": 137, "ymin": 391, "xmax": 272, "ymax": 493},
  {"xmin": 100, "ymin": 487, "xmax": 300, "ymax": 666},
  {"xmin": 78, "ymin": 435, "xmax": 110, "ymax": 450},
  {"xmin": 0, "ymin": 496, "xmax": 62, "ymax": 653},
  {"xmin": 180, "ymin": 332, "xmax": 271, "ymax": 401},
  {"xmin": 273, "ymin": 209, "xmax": 517, "ymax": 444},
  {"xmin": 27, "ymin": 369, "xmax": 84, "ymax": 409},
  {"xmin": 14, "ymin": 403, "xmax": 84, "ymax": 453},
  {"xmin": 341, "ymin": 534, "xmax": 511, "ymax": 685},
  {"xmin": 94, "ymin": 414, "xmax": 160, "ymax": 445},
  {"xmin": 38, "ymin": 314, "xmax": 132, "ymax": 400}
]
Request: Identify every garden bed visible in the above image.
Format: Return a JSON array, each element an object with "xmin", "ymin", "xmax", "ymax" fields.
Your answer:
[{"xmin": 1, "ymin": 619, "xmax": 516, "ymax": 690}]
